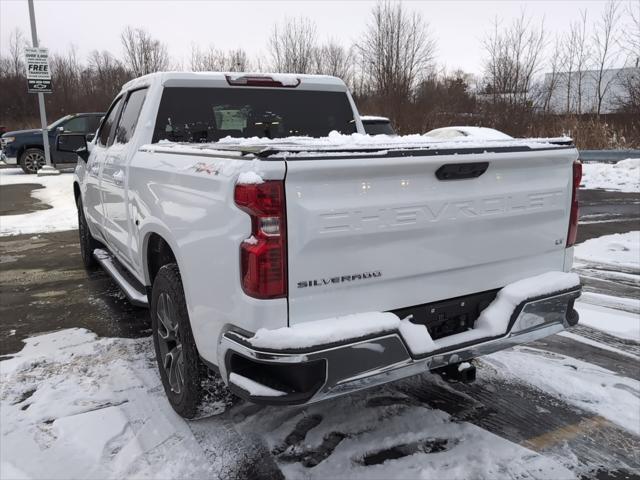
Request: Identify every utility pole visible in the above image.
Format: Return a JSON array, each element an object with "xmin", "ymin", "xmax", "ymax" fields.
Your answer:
[{"xmin": 27, "ymin": 0, "xmax": 59, "ymax": 176}]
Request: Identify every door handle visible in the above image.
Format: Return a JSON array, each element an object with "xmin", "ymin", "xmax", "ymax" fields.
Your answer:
[{"xmin": 435, "ymin": 162, "xmax": 489, "ymax": 180}]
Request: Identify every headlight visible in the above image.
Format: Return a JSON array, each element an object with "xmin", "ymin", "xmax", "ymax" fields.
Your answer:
[{"xmin": 1, "ymin": 136, "xmax": 15, "ymax": 143}]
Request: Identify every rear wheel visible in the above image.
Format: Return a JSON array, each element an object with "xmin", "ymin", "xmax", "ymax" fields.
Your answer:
[
  {"xmin": 151, "ymin": 264, "xmax": 234, "ymax": 418},
  {"xmin": 77, "ymin": 197, "xmax": 100, "ymax": 269},
  {"xmin": 19, "ymin": 148, "xmax": 46, "ymax": 174}
]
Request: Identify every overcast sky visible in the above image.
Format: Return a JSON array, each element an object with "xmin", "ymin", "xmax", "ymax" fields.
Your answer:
[{"xmin": 0, "ymin": 0, "xmax": 619, "ymax": 75}]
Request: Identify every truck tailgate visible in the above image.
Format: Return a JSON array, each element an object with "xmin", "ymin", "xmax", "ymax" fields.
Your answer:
[{"xmin": 284, "ymin": 147, "xmax": 578, "ymax": 325}]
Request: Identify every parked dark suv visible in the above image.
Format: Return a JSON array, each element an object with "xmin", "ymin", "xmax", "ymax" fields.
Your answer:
[{"xmin": 1, "ymin": 113, "xmax": 104, "ymax": 174}]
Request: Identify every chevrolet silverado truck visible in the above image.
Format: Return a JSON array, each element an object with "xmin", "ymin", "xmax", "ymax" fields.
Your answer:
[{"xmin": 59, "ymin": 72, "xmax": 582, "ymax": 418}]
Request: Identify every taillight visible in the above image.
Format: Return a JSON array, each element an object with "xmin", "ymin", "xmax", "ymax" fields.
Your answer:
[
  {"xmin": 567, "ymin": 160, "xmax": 582, "ymax": 247},
  {"xmin": 234, "ymin": 180, "xmax": 287, "ymax": 299}
]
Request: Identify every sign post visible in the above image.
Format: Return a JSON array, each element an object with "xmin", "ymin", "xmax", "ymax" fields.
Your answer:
[{"xmin": 27, "ymin": 0, "xmax": 59, "ymax": 176}]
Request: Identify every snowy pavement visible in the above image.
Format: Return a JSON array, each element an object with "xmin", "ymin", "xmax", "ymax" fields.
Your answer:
[
  {"xmin": 1, "ymin": 325, "xmax": 638, "ymax": 480},
  {"xmin": 0, "ymin": 168, "xmax": 77, "ymax": 236}
]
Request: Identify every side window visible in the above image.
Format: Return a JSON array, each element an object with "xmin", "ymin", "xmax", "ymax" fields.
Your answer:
[
  {"xmin": 62, "ymin": 116, "xmax": 88, "ymax": 133},
  {"xmin": 114, "ymin": 88, "xmax": 148, "ymax": 145},
  {"xmin": 98, "ymin": 96, "xmax": 124, "ymax": 147},
  {"xmin": 87, "ymin": 115, "xmax": 102, "ymax": 133}
]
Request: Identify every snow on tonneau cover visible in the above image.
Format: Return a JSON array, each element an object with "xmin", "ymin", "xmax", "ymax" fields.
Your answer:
[{"xmin": 144, "ymin": 132, "xmax": 578, "ymax": 326}]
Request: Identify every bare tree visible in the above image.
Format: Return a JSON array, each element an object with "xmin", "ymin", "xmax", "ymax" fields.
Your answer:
[
  {"xmin": 313, "ymin": 41, "xmax": 354, "ymax": 83},
  {"xmin": 482, "ymin": 13, "xmax": 546, "ymax": 107},
  {"xmin": 227, "ymin": 49, "xmax": 250, "ymax": 71},
  {"xmin": 560, "ymin": 22, "xmax": 578, "ymax": 112},
  {"xmin": 8, "ymin": 29, "xmax": 27, "ymax": 77},
  {"xmin": 572, "ymin": 11, "xmax": 591, "ymax": 114},
  {"xmin": 356, "ymin": 1, "xmax": 436, "ymax": 98},
  {"xmin": 540, "ymin": 36, "xmax": 563, "ymax": 113},
  {"xmin": 190, "ymin": 44, "xmax": 250, "ymax": 72},
  {"xmin": 49, "ymin": 46, "xmax": 83, "ymax": 113},
  {"xmin": 87, "ymin": 50, "xmax": 132, "ymax": 103},
  {"xmin": 622, "ymin": 0, "xmax": 640, "ymax": 67},
  {"xmin": 268, "ymin": 17, "xmax": 317, "ymax": 73},
  {"xmin": 591, "ymin": 1, "xmax": 621, "ymax": 115},
  {"xmin": 121, "ymin": 26, "xmax": 169, "ymax": 76}
]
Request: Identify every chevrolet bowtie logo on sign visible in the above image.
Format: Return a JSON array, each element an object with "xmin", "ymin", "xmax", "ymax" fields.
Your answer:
[{"xmin": 25, "ymin": 47, "xmax": 52, "ymax": 94}]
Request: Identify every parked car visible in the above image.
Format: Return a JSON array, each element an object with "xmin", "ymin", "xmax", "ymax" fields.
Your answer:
[
  {"xmin": 62, "ymin": 72, "xmax": 582, "ymax": 418},
  {"xmin": 1, "ymin": 113, "xmax": 104, "ymax": 173},
  {"xmin": 361, "ymin": 115, "xmax": 395, "ymax": 135},
  {"xmin": 426, "ymin": 126, "xmax": 513, "ymax": 140}
]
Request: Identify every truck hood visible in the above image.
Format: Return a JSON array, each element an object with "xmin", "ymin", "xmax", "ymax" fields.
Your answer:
[{"xmin": 2, "ymin": 128, "xmax": 47, "ymax": 138}]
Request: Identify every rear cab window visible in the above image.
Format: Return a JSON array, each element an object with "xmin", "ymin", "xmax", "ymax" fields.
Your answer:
[{"xmin": 152, "ymin": 87, "xmax": 357, "ymax": 143}]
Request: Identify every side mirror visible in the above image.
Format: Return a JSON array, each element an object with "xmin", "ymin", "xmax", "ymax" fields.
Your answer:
[
  {"xmin": 86, "ymin": 132, "xmax": 95, "ymax": 142},
  {"xmin": 57, "ymin": 126, "xmax": 65, "ymax": 133},
  {"xmin": 57, "ymin": 133, "xmax": 88, "ymax": 162}
]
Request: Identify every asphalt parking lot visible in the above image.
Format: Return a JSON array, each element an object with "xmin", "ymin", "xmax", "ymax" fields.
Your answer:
[{"xmin": 0, "ymin": 179, "xmax": 638, "ymax": 479}]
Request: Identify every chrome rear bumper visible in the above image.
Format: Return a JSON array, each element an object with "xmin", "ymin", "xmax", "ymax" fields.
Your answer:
[{"xmin": 221, "ymin": 287, "xmax": 581, "ymax": 405}]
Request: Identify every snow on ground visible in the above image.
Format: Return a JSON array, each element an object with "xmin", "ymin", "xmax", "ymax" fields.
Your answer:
[
  {"xmin": 0, "ymin": 329, "xmax": 221, "ymax": 479},
  {"xmin": 0, "ymin": 168, "xmax": 77, "ymax": 236},
  {"xmin": 578, "ymin": 291, "xmax": 640, "ymax": 315},
  {"xmin": 235, "ymin": 388, "xmax": 574, "ymax": 480},
  {"xmin": 581, "ymin": 158, "xmax": 640, "ymax": 192},
  {"xmin": 0, "ymin": 328, "xmax": 579, "ymax": 480},
  {"xmin": 574, "ymin": 231, "xmax": 639, "ymax": 270},
  {"xmin": 572, "ymin": 231, "xmax": 640, "ymax": 340},
  {"xmin": 485, "ymin": 346, "xmax": 640, "ymax": 436},
  {"xmin": 575, "ymin": 301, "xmax": 640, "ymax": 341}
]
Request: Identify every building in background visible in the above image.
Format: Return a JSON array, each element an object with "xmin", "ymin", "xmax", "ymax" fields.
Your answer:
[{"xmin": 544, "ymin": 67, "xmax": 639, "ymax": 114}]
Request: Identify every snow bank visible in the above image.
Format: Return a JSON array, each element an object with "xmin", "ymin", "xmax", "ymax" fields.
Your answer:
[
  {"xmin": 0, "ymin": 168, "xmax": 77, "ymax": 236},
  {"xmin": 581, "ymin": 158, "xmax": 640, "ymax": 192},
  {"xmin": 249, "ymin": 271, "xmax": 579, "ymax": 354},
  {"xmin": 574, "ymin": 231, "xmax": 639, "ymax": 269},
  {"xmin": 0, "ymin": 329, "xmax": 230, "ymax": 479}
]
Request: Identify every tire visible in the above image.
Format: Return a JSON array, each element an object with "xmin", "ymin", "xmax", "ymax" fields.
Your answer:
[
  {"xmin": 19, "ymin": 148, "xmax": 46, "ymax": 174},
  {"xmin": 151, "ymin": 264, "xmax": 234, "ymax": 419},
  {"xmin": 77, "ymin": 197, "xmax": 100, "ymax": 269}
]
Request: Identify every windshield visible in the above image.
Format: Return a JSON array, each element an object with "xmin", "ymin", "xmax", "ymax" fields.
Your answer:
[
  {"xmin": 152, "ymin": 87, "xmax": 356, "ymax": 143},
  {"xmin": 47, "ymin": 115, "xmax": 72, "ymax": 130}
]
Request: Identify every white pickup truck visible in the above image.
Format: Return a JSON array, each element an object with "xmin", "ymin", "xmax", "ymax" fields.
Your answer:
[{"xmin": 60, "ymin": 72, "xmax": 582, "ymax": 418}]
